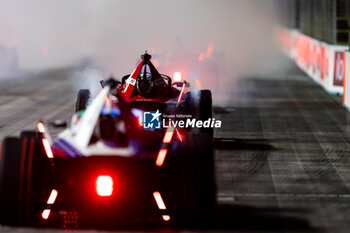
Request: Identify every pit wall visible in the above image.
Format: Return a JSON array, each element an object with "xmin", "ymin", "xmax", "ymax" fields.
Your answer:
[{"xmin": 277, "ymin": 28, "xmax": 348, "ymax": 100}]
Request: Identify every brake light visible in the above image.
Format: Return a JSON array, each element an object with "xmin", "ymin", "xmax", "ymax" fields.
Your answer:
[
  {"xmin": 37, "ymin": 121, "xmax": 54, "ymax": 159},
  {"xmin": 96, "ymin": 176, "xmax": 113, "ymax": 197},
  {"xmin": 162, "ymin": 128, "xmax": 174, "ymax": 143},
  {"xmin": 162, "ymin": 215, "xmax": 170, "ymax": 221},
  {"xmin": 37, "ymin": 121, "xmax": 45, "ymax": 133},
  {"xmin": 42, "ymin": 138, "xmax": 54, "ymax": 159},
  {"xmin": 153, "ymin": 191, "xmax": 171, "ymax": 222},
  {"xmin": 153, "ymin": 191, "xmax": 166, "ymax": 209},
  {"xmin": 173, "ymin": 72, "xmax": 182, "ymax": 82},
  {"xmin": 47, "ymin": 189, "xmax": 58, "ymax": 204},
  {"xmin": 41, "ymin": 189, "xmax": 58, "ymax": 220},
  {"xmin": 42, "ymin": 209, "xmax": 51, "ymax": 220},
  {"xmin": 155, "ymin": 149, "xmax": 168, "ymax": 167}
]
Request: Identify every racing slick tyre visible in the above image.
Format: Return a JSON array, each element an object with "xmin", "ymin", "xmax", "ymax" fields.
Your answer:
[
  {"xmin": 0, "ymin": 137, "xmax": 22, "ymax": 225},
  {"xmin": 0, "ymin": 132, "xmax": 50, "ymax": 226},
  {"xmin": 198, "ymin": 89, "xmax": 213, "ymax": 137},
  {"xmin": 75, "ymin": 89, "xmax": 91, "ymax": 112},
  {"xmin": 168, "ymin": 133, "xmax": 216, "ymax": 227},
  {"xmin": 19, "ymin": 131, "xmax": 51, "ymax": 225}
]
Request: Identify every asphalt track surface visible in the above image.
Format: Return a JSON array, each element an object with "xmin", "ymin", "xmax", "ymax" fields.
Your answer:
[{"xmin": 1, "ymin": 60, "xmax": 350, "ymax": 232}]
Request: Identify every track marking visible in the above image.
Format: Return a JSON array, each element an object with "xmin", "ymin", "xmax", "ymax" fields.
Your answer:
[
  {"xmin": 218, "ymin": 196, "xmax": 235, "ymax": 202},
  {"xmin": 0, "ymin": 105, "xmax": 73, "ymax": 110},
  {"xmin": 18, "ymin": 86, "xmax": 72, "ymax": 91},
  {"xmin": 0, "ymin": 94, "xmax": 47, "ymax": 100},
  {"xmin": 219, "ymin": 193, "xmax": 350, "ymax": 199}
]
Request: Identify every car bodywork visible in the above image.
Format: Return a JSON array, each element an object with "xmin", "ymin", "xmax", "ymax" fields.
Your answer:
[
  {"xmin": 0, "ymin": 75, "xmax": 215, "ymax": 229},
  {"xmin": 76, "ymin": 52, "xmax": 213, "ymax": 136}
]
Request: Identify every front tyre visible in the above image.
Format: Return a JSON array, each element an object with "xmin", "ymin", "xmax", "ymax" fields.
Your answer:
[{"xmin": 75, "ymin": 89, "xmax": 91, "ymax": 112}]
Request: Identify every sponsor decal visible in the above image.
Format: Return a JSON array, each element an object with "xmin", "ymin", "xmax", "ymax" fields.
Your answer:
[
  {"xmin": 126, "ymin": 77, "xmax": 136, "ymax": 85},
  {"xmin": 333, "ymin": 51, "xmax": 345, "ymax": 86}
]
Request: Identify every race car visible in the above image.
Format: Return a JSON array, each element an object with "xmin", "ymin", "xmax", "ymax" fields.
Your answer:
[
  {"xmin": 0, "ymin": 79, "xmax": 215, "ymax": 228},
  {"xmin": 75, "ymin": 52, "xmax": 213, "ymax": 136}
]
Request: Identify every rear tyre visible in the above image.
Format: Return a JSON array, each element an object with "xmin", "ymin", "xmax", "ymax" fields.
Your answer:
[
  {"xmin": 170, "ymin": 133, "xmax": 216, "ymax": 227},
  {"xmin": 19, "ymin": 131, "xmax": 51, "ymax": 225},
  {"xmin": 198, "ymin": 89, "xmax": 213, "ymax": 137},
  {"xmin": 75, "ymin": 89, "xmax": 91, "ymax": 112},
  {"xmin": 0, "ymin": 137, "xmax": 22, "ymax": 225},
  {"xmin": 0, "ymin": 132, "xmax": 49, "ymax": 226}
]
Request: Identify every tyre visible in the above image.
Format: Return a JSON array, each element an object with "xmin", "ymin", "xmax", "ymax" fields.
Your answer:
[
  {"xmin": 0, "ymin": 137, "xmax": 22, "ymax": 225},
  {"xmin": 19, "ymin": 131, "xmax": 51, "ymax": 225},
  {"xmin": 75, "ymin": 89, "xmax": 91, "ymax": 112},
  {"xmin": 0, "ymin": 132, "xmax": 49, "ymax": 226},
  {"xmin": 198, "ymin": 89, "xmax": 213, "ymax": 137},
  {"xmin": 168, "ymin": 133, "xmax": 216, "ymax": 227}
]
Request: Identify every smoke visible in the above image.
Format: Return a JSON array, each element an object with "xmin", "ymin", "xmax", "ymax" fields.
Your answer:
[
  {"xmin": 70, "ymin": 68, "xmax": 104, "ymax": 99},
  {"xmin": 0, "ymin": 0, "xmax": 287, "ymax": 103}
]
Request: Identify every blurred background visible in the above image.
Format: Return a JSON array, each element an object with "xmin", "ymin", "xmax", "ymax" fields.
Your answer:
[
  {"xmin": 279, "ymin": 0, "xmax": 349, "ymax": 46},
  {"xmin": 0, "ymin": 0, "xmax": 285, "ymax": 101},
  {"xmin": 0, "ymin": 0, "xmax": 349, "ymax": 102}
]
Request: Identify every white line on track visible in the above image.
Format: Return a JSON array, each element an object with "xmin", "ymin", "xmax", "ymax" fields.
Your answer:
[
  {"xmin": 218, "ymin": 193, "xmax": 350, "ymax": 199},
  {"xmin": 0, "ymin": 105, "xmax": 73, "ymax": 110}
]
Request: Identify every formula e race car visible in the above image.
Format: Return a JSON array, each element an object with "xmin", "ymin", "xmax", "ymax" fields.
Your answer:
[
  {"xmin": 0, "ymin": 79, "xmax": 215, "ymax": 229},
  {"xmin": 75, "ymin": 52, "xmax": 214, "ymax": 136}
]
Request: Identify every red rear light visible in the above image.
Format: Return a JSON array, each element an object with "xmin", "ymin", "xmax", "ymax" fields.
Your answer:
[
  {"xmin": 42, "ymin": 189, "xmax": 58, "ymax": 220},
  {"xmin": 155, "ymin": 149, "xmax": 168, "ymax": 167},
  {"xmin": 162, "ymin": 215, "xmax": 170, "ymax": 221},
  {"xmin": 47, "ymin": 189, "xmax": 58, "ymax": 204},
  {"xmin": 42, "ymin": 138, "xmax": 54, "ymax": 159},
  {"xmin": 38, "ymin": 121, "xmax": 54, "ymax": 159},
  {"xmin": 41, "ymin": 209, "xmax": 51, "ymax": 220},
  {"xmin": 153, "ymin": 191, "xmax": 171, "ymax": 222},
  {"xmin": 96, "ymin": 176, "xmax": 113, "ymax": 197},
  {"xmin": 162, "ymin": 128, "xmax": 174, "ymax": 143},
  {"xmin": 37, "ymin": 121, "xmax": 45, "ymax": 133},
  {"xmin": 153, "ymin": 191, "xmax": 166, "ymax": 209}
]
